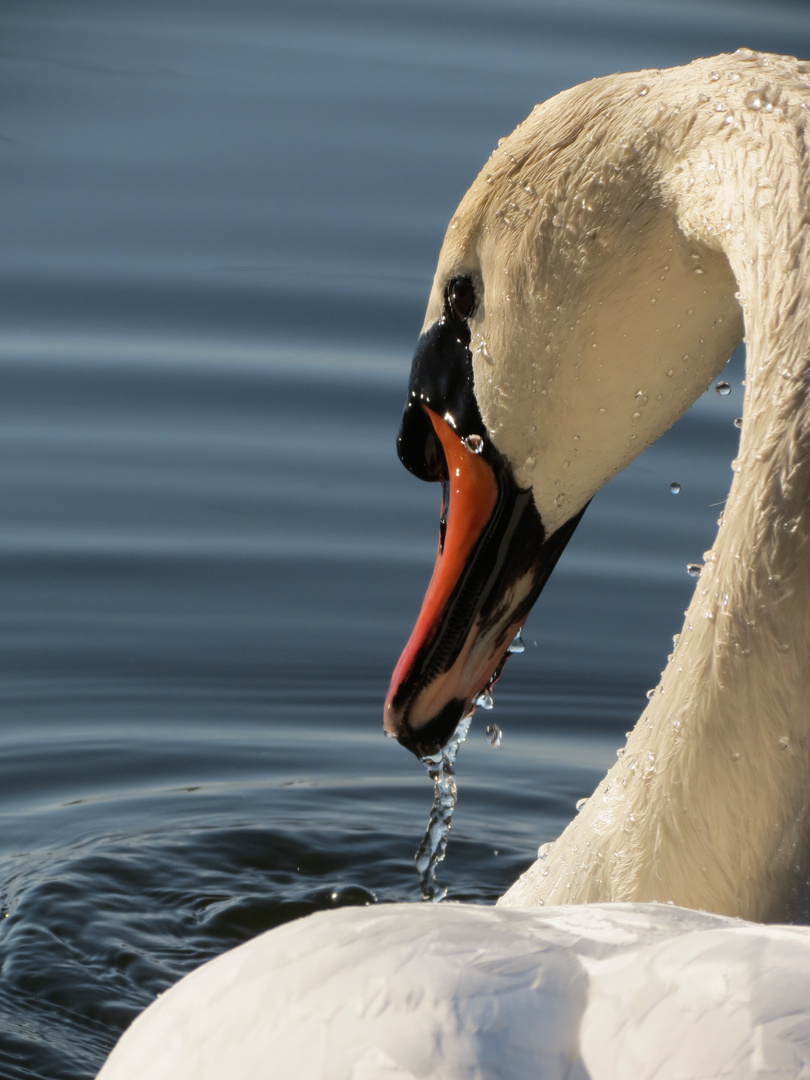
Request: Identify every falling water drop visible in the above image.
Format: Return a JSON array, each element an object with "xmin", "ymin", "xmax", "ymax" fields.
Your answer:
[
  {"xmin": 485, "ymin": 723, "xmax": 502, "ymax": 748},
  {"xmin": 670, "ymin": 481, "xmax": 681, "ymax": 494},
  {"xmin": 415, "ymin": 715, "xmax": 471, "ymax": 902},
  {"xmin": 715, "ymin": 381, "xmax": 732, "ymax": 396}
]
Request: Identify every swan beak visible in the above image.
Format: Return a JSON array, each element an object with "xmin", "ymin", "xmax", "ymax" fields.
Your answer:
[{"xmin": 384, "ymin": 406, "xmax": 583, "ymax": 757}]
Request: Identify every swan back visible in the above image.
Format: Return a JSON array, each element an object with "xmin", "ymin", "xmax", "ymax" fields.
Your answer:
[{"xmin": 97, "ymin": 902, "xmax": 810, "ymax": 1080}]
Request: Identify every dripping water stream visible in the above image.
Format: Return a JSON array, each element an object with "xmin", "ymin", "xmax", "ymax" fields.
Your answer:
[
  {"xmin": 415, "ymin": 715, "xmax": 471, "ymax": 901},
  {"xmin": 414, "ymin": 629, "xmax": 523, "ymax": 900}
]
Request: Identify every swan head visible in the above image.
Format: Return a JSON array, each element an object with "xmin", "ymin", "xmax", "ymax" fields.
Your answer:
[{"xmin": 385, "ymin": 72, "xmax": 742, "ymax": 756}]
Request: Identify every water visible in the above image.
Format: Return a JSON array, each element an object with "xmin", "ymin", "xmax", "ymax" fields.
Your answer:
[
  {"xmin": 2, "ymin": 2, "xmax": 810, "ymax": 1076},
  {"xmin": 415, "ymin": 716, "xmax": 472, "ymax": 902}
]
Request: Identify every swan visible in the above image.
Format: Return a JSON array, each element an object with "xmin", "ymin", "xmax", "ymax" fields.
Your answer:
[{"xmin": 97, "ymin": 52, "xmax": 810, "ymax": 1078}]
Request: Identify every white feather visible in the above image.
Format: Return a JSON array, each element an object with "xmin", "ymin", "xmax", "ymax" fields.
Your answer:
[{"xmin": 99, "ymin": 903, "xmax": 810, "ymax": 1079}]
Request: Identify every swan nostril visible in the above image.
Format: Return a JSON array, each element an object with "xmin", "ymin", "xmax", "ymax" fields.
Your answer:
[{"xmin": 439, "ymin": 479, "xmax": 449, "ymax": 554}]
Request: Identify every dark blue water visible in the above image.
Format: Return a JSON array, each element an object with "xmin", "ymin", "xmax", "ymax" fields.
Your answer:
[{"xmin": 1, "ymin": 3, "xmax": 809, "ymax": 1076}]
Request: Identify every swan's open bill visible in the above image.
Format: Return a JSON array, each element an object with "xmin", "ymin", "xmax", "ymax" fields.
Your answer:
[{"xmin": 98, "ymin": 52, "xmax": 810, "ymax": 1078}]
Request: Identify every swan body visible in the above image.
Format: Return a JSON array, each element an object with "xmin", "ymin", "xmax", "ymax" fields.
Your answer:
[
  {"xmin": 98, "ymin": 902, "xmax": 810, "ymax": 1079},
  {"xmin": 98, "ymin": 52, "xmax": 810, "ymax": 1079}
]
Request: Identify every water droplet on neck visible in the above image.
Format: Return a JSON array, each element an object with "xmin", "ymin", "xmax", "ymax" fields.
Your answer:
[
  {"xmin": 507, "ymin": 629, "xmax": 526, "ymax": 654},
  {"xmin": 715, "ymin": 381, "xmax": 731, "ymax": 396},
  {"xmin": 687, "ymin": 563, "xmax": 703, "ymax": 578},
  {"xmin": 670, "ymin": 481, "xmax": 681, "ymax": 494},
  {"xmin": 476, "ymin": 340, "xmax": 494, "ymax": 366},
  {"xmin": 463, "ymin": 433, "xmax": 484, "ymax": 454},
  {"xmin": 734, "ymin": 417, "xmax": 743, "ymax": 429},
  {"xmin": 575, "ymin": 797, "xmax": 588, "ymax": 812},
  {"xmin": 778, "ymin": 736, "xmax": 790, "ymax": 750}
]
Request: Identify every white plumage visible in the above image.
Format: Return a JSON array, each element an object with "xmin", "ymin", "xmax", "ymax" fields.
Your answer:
[
  {"xmin": 98, "ymin": 52, "xmax": 810, "ymax": 1078},
  {"xmin": 99, "ymin": 903, "xmax": 810, "ymax": 1078}
]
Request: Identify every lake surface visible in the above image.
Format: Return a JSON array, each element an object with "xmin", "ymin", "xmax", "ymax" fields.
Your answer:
[{"xmin": 2, "ymin": 2, "xmax": 810, "ymax": 1076}]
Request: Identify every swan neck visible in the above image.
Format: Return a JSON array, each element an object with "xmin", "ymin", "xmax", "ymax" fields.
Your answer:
[{"xmin": 502, "ymin": 88, "xmax": 810, "ymax": 920}]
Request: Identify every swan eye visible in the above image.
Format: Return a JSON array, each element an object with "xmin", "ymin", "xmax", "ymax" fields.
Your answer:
[{"xmin": 447, "ymin": 276, "xmax": 476, "ymax": 322}]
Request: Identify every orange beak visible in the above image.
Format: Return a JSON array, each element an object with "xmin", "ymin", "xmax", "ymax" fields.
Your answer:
[{"xmin": 384, "ymin": 405, "xmax": 579, "ymax": 757}]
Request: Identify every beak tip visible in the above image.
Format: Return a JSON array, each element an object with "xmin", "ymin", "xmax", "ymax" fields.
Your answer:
[{"xmin": 383, "ymin": 693, "xmax": 470, "ymax": 760}]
